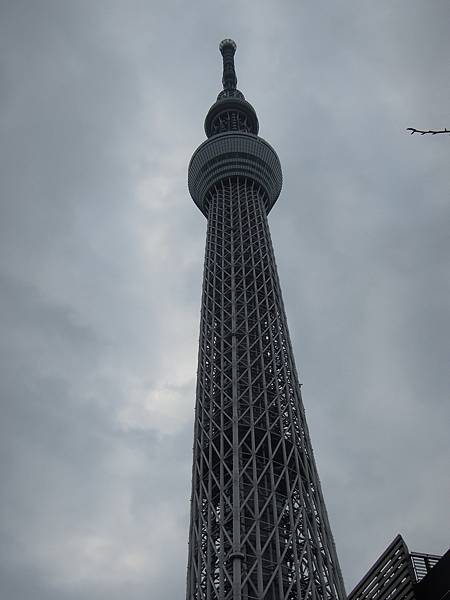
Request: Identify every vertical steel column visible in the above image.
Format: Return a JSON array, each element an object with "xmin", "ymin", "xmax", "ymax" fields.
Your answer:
[{"xmin": 230, "ymin": 180, "xmax": 242, "ymax": 600}]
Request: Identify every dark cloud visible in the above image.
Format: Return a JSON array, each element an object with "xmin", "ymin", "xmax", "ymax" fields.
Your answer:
[{"xmin": 1, "ymin": 1, "xmax": 448, "ymax": 598}]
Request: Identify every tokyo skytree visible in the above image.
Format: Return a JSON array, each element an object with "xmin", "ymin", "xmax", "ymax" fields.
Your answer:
[{"xmin": 186, "ymin": 39, "xmax": 347, "ymax": 600}]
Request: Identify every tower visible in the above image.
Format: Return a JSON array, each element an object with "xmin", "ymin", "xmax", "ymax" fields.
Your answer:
[{"xmin": 186, "ymin": 39, "xmax": 347, "ymax": 600}]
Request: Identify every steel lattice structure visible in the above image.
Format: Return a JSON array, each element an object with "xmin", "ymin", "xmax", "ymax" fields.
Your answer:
[{"xmin": 186, "ymin": 39, "xmax": 347, "ymax": 600}]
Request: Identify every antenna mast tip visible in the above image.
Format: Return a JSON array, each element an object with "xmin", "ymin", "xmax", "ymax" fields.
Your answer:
[{"xmin": 219, "ymin": 39, "xmax": 237, "ymax": 53}]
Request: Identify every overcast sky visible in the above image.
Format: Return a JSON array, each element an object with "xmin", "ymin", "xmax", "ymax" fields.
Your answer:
[{"xmin": 1, "ymin": 1, "xmax": 449, "ymax": 598}]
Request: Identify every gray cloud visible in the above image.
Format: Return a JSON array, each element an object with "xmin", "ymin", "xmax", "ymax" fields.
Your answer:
[{"xmin": 1, "ymin": 1, "xmax": 449, "ymax": 598}]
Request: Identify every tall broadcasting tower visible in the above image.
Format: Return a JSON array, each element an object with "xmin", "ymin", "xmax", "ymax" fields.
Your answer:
[{"xmin": 186, "ymin": 40, "xmax": 346, "ymax": 600}]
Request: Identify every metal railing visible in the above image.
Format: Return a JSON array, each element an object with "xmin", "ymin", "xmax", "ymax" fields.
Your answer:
[{"xmin": 410, "ymin": 551, "xmax": 441, "ymax": 583}]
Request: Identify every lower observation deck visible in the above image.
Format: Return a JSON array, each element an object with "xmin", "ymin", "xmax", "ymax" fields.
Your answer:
[{"xmin": 188, "ymin": 132, "xmax": 282, "ymax": 216}]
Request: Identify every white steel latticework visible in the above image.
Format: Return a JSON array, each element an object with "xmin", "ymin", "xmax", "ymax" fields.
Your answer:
[{"xmin": 186, "ymin": 40, "xmax": 346, "ymax": 600}]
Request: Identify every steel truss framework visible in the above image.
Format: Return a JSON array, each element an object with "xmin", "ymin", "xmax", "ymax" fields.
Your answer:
[{"xmin": 186, "ymin": 40, "xmax": 346, "ymax": 600}]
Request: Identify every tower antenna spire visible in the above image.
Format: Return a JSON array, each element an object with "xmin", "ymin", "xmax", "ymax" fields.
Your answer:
[{"xmin": 219, "ymin": 38, "xmax": 238, "ymax": 91}]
